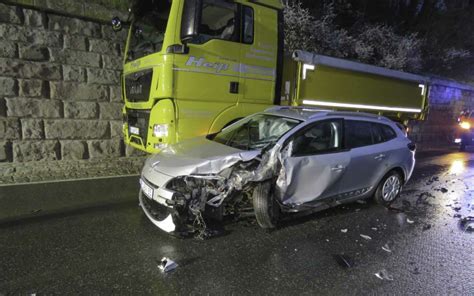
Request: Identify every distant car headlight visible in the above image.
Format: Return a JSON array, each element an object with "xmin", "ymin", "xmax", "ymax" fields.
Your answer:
[
  {"xmin": 460, "ymin": 122, "xmax": 471, "ymax": 130},
  {"xmin": 454, "ymin": 138, "xmax": 462, "ymax": 144},
  {"xmin": 153, "ymin": 124, "xmax": 169, "ymax": 137}
]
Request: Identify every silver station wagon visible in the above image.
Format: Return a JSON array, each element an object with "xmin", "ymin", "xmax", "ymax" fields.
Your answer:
[{"xmin": 139, "ymin": 107, "xmax": 416, "ymax": 237}]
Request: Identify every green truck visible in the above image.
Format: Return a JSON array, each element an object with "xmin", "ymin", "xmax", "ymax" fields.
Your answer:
[{"xmin": 115, "ymin": 0, "xmax": 428, "ymax": 153}]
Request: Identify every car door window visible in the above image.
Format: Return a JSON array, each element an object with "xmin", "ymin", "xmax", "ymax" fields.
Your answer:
[
  {"xmin": 371, "ymin": 123, "xmax": 397, "ymax": 144},
  {"xmin": 291, "ymin": 119, "xmax": 343, "ymax": 157},
  {"xmin": 345, "ymin": 120, "xmax": 373, "ymax": 149}
]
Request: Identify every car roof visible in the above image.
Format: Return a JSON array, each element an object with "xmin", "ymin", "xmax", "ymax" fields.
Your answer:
[{"xmin": 264, "ymin": 106, "xmax": 393, "ymax": 123}]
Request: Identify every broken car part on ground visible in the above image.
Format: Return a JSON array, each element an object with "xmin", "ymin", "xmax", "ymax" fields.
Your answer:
[{"xmin": 139, "ymin": 107, "xmax": 416, "ymax": 238}]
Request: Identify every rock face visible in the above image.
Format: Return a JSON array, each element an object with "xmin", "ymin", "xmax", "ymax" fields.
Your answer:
[{"xmin": 0, "ymin": 1, "xmax": 145, "ymax": 182}]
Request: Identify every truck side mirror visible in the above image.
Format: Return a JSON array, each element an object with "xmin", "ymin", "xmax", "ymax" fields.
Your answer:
[
  {"xmin": 111, "ymin": 16, "xmax": 122, "ymax": 32},
  {"xmin": 181, "ymin": 0, "xmax": 203, "ymax": 42}
]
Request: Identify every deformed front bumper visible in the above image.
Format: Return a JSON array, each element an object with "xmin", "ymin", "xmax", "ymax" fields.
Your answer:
[{"xmin": 138, "ymin": 177, "xmax": 185, "ymax": 234}]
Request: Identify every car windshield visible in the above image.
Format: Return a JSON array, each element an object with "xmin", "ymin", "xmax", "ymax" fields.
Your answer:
[
  {"xmin": 127, "ymin": 0, "xmax": 171, "ymax": 62},
  {"xmin": 212, "ymin": 114, "xmax": 301, "ymax": 150}
]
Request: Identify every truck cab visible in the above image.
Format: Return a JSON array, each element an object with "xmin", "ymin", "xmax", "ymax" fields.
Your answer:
[{"xmin": 121, "ymin": 0, "xmax": 284, "ymax": 153}]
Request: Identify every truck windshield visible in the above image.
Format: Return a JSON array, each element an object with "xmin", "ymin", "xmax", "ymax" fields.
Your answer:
[
  {"xmin": 127, "ymin": 0, "xmax": 171, "ymax": 62},
  {"xmin": 212, "ymin": 115, "xmax": 301, "ymax": 150}
]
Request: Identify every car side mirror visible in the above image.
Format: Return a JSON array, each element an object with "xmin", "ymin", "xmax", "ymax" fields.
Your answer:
[
  {"xmin": 181, "ymin": 0, "xmax": 202, "ymax": 43},
  {"xmin": 111, "ymin": 16, "xmax": 122, "ymax": 32}
]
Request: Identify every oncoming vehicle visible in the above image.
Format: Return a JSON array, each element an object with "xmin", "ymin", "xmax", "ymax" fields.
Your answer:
[
  {"xmin": 139, "ymin": 107, "xmax": 416, "ymax": 237},
  {"xmin": 455, "ymin": 110, "xmax": 474, "ymax": 151}
]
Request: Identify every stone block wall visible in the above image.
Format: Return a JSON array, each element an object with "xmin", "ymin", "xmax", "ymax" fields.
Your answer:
[
  {"xmin": 0, "ymin": 1, "xmax": 147, "ymax": 183},
  {"xmin": 0, "ymin": 1, "xmax": 130, "ymax": 162}
]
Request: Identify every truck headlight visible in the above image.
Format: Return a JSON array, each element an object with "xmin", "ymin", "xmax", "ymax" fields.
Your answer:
[
  {"xmin": 460, "ymin": 122, "xmax": 471, "ymax": 130},
  {"xmin": 153, "ymin": 124, "xmax": 169, "ymax": 137}
]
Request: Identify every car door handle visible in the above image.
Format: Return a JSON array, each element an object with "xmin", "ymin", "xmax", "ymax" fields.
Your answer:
[
  {"xmin": 331, "ymin": 165, "xmax": 345, "ymax": 171},
  {"xmin": 374, "ymin": 154, "xmax": 386, "ymax": 160}
]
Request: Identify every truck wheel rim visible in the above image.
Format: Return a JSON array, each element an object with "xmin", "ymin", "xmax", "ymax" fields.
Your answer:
[{"xmin": 382, "ymin": 175, "xmax": 401, "ymax": 202}]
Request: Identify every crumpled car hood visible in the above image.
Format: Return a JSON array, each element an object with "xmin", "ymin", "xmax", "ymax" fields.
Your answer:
[{"xmin": 147, "ymin": 137, "xmax": 260, "ymax": 176}]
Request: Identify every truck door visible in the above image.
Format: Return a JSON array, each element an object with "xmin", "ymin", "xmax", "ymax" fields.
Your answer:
[
  {"xmin": 239, "ymin": 3, "xmax": 279, "ymax": 113},
  {"xmin": 174, "ymin": 0, "xmax": 242, "ymax": 140},
  {"xmin": 279, "ymin": 119, "xmax": 350, "ymax": 205}
]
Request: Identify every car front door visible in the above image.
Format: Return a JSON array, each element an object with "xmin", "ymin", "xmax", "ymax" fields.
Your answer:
[{"xmin": 278, "ymin": 119, "xmax": 350, "ymax": 206}]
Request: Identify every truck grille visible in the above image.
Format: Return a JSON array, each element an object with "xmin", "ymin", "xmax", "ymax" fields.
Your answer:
[
  {"xmin": 124, "ymin": 69, "xmax": 153, "ymax": 102},
  {"xmin": 126, "ymin": 109, "xmax": 150, "ymax": 146}
]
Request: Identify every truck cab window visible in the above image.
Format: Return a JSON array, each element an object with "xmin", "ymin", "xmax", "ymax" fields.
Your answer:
[
  {"xmin": 128, "ymin": 0, "xmax": 172, "ymax": 61},
  {"xmin": 242, "ymin": 6, "xmax": 254, "ymax": 44},
  {"xmin": 192, "ymin": 0, "xmax": 239, "ymax": 44}
]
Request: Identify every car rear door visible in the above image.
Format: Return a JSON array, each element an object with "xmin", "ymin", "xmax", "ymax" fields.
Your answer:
[
  {"xmin": 278, "ymin": 119, "xmax": 350, "ymax": 205},
  {"xmin": 336, "ymin": 120, "xmax": 390, "ymax": 199}
]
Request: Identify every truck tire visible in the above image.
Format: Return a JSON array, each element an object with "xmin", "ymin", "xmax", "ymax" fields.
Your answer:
[
  {"xmin": 373, "ymin": 170, "xmax": 403, "ymax": 206},
  {"xmin": 253, "ymin": 182, "xmax": 280, "ymax": 229}
]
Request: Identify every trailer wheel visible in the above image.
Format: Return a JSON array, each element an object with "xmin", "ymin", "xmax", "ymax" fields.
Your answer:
[{"xmin": 253, "ymin": 182, "xmax": 280, "ymax": 229}]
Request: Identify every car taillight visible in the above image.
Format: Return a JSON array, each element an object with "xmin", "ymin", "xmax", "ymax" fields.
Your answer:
[{"xmin": 407, "ymin": 142, "xmax": 416, "ymax": 151}]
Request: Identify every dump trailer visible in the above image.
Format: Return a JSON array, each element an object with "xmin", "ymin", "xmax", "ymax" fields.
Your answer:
[{"xmin": 117, "ymin": 0, "xmax": 428, "ymax": 153}]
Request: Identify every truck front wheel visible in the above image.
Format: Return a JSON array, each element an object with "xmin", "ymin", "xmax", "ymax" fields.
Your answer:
[{"xmin": 253, "ymin": 182, "xmax": 280, "ymax": 229}]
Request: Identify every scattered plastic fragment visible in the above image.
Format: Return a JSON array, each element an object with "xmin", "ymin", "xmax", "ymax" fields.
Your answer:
[
  {"xmin": 360, "ymin": 234, "xmax": 372, "ymax": 240},
  {"xmin": 381, "ymin": 244, "xmax": 392, "ymax": 253},
  {"xmin": 406, "ymin": 218, "xmax": 415, "ymax": 224},
  {"xmin": 158, "ymin": 257, "xmax": 178, "ymax": 273},
  {"xmin": 411, "ymin": 267, "xmax": 421, "ymax": 275},
  {"xmin": 332, "ymin": 254, "xmax": 354, "ymax": 268},
  {"xmin": 355, "ymin": 208, "xmax": 361, "ymax": 212},
  {"xmin": 402, "ymin": 200, "xmax": 411, "ymax": 208},
  {"xmin": 371, "ymin": 227, "xmax": 378, "ymax": 231},
  {"xmin": 374, "ymin": 269, "xmax": 393, "ymax": 280},
  {"xmin": 387, "ymin": 206, "xmax": 404, "ymax": 213},
  {"xmin": 422, "ymin": 224, "xmax": 432, "ymax": 231},
  {"xmin": 356, "ymin": 200, "xmax": 367, "ymax": 205},
  {"xmin": 341, "ymin": 229, "xmax": 348, "ymax": 233},
  {"xmin": 459, "ymin": 216, "xmax": 474, "ymax": 232}
]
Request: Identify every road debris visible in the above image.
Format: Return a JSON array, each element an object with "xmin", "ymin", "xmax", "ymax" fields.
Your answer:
[
  {"xmin": 158, "ymin": 257, "xmax": 178, "ymax": 273},
  {"xmin": 341, "ymin": 229, "xmax": 348, "ymax": 233},
  {"xmin": 374, "ymin": 269, "xmax": 394, "ymax": 280},
  {"xmin": 356, "ymin": 200, "xmax": 367, "ymax": 205},
  {"xmin": 381, "ymin": 244, "xmax": 392, "ymax": 253},
  {"xmin": 371, "ymin": 227, "xmax": 378, "ymax": 231},
  {"xmin": 360, "ymin": 234, "xmax": 372, "ymax": 240},
  {"xmin": 459, "ymin": 216, "xmax": 474, "ymax": 232},
  {"xmin": 406, "ymin": 218, "xmax": 415, "ymax": 224},
  {"xmin": 422, "ymin": 224, "xmax": 432, "ymax": 231},
  {"xmin": 332, "ymin": 254, "xmax": 354, "ymax": 268},
  {"xmin": 453, "ymin": 207, "xmax": 462, "ymax": 212}
]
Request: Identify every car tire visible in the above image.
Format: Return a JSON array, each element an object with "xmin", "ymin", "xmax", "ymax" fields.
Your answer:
[
  {"xmin": 373, "ymin": 170, "xmax": 403, "ymax": 206},
  {"xmin": 253, "ymin": 182, "xmax": 280, "ymax": 229}
]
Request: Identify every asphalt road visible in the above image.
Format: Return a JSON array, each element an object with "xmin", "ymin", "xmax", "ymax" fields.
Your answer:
[{"xmin": 1, "ymin": 150, "xmax": 473, "ymax": 295}]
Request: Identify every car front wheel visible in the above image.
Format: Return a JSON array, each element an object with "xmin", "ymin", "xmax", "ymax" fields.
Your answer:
[
  {"xmin": 253, "ymin": 182, "xmax": 280, "ymax": 229},
  {"xmin": 373, "ymin": 171, "xmax": 403, "ymax": 206}
]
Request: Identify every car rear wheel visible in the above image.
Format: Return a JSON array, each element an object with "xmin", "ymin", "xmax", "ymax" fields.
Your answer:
[
  {"xmin": 373, "ymin": 171, "xmax": 403, "ymax": 206},
  {"xmin": 253, "ymin": 182, "xmax": 280, "ymax": 229}
]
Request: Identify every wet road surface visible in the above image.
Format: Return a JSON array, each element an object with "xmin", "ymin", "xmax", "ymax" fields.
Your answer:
[{"xmin": 1, "ymin": 150, "xmax": 473, "ymax": 295}]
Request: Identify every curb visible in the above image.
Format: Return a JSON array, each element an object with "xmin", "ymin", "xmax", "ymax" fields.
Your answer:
[{"xmin": 0, "ymin": 175, "xmax": 140, "ymax": 224}]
